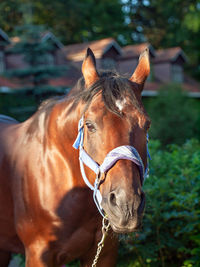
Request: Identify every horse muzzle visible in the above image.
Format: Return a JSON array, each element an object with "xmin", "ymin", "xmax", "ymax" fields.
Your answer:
[{"xmin": 101, "ymin": 190, "xmax": 146, "ymax": 234}]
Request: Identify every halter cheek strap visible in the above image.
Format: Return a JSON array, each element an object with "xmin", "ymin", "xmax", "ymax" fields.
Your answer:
[{"xmin": 73, "ymin": 116, "xmax": 150, "ymax": 217}]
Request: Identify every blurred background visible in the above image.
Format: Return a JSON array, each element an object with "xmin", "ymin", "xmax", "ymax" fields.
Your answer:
[{"xmin": 0, "ymin": 0, "xmax": 199, "ymax": 266}]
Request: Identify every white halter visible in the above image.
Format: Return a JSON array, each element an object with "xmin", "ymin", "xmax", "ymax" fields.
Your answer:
[{"xmin": 73, "ymin": 116, "xmax": 150, "ymax": 217}]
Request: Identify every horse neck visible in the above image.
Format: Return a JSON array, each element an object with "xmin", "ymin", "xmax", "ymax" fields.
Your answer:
[
  {"xmin": 44, "ymin": 99, "xmax": 87, "ymax": 189},
  {"xmin": 47, "ymin": 98, "xmax": 83, "ymax": 149},
  {"xmin": 23, "ymin": 97, "xmax": 81, "ymax": 146},
  {"xmin": 16, "ymin": 98, "xmax": 84, "ymax": 190}
]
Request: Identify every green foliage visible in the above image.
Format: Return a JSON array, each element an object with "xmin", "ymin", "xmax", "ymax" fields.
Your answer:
[
  {"xmin": 122, "ymin": 0, "xmax": 200, "ymax": 80},
  {"xmin": 0, "ymin": 0, "xmax": 125, "ymax": 44},
  {"xmin": 0, "ymin": 91, "xmax": 37, "ymax": 121},
  {"xmin": 0, "ymin": 0, "xmax": 23, "ymax": 35},
  {"xmin": 145, "ymin": 84, "xmax": 200, "ymax": 146},
  {"xmin": 118, "ymin": 139, "xmax": 200, "ymax": 267},
  {"xmin": 6, "ymin": 65, "xmax": 66, "ymax": 84},
  {"xmin": 1, "ymin": 0, "xmax": 200, "ymax": 79},
  {"xmin": 0, "ymin": 86, "xmax": 69, "ymax": 122}
]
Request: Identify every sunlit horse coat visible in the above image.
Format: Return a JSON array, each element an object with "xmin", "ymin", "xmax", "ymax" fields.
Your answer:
[{"xmin": 0, "ymin": 48, "xmax": 150, "ymax": 267}]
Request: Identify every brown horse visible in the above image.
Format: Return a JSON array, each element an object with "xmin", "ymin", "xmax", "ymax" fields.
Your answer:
[{"xmin": 0, "ymin": 47, "xmax": 150, "ymax": 267}]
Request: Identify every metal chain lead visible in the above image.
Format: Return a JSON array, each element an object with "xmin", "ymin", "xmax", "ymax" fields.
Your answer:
[{"xmin": 92, "ymin": 216, "xmax": 110, "ymax": 267}]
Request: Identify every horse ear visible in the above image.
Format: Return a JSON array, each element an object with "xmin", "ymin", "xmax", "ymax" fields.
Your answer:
[
  {"xmin": 82, "ymin": 48, "xmax": 99, "ymax": 88},
  {"xmin": 129, "ymin": 48, "xmax": 150, "ymax": 92}
]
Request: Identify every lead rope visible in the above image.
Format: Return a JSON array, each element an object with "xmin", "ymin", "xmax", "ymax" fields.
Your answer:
[{"xmin": 92, "ymin": 216, "xmax": 110, "ymax": 267}]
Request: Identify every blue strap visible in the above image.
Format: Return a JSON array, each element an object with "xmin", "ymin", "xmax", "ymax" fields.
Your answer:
[
  {"xmin": 73, "ymin": 116, "xmax": 84, "ymax": 149},
  {"xmin": 147, "ymin": 133, "xmax": 151, "ymax": 160},
  {"xmin": 73, "ymin": 128, "xmax": 83, "ymax": 149}
]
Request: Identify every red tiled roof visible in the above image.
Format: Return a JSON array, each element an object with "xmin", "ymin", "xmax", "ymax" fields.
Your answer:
[
  {"xmin": 119, "ymin": 43, "xmax": 158, "ymax": 60},
  {"xmin": 182, "ymin": 74, "xmax": 200, "ymax": 94},
  {"xmin": 121, "ymin": 43, "xmax": 152, "ymax": 59},
  {"xmin": 142, "ymin": 80, "xmax": 200, "ymax": 98},
  {"xmin": 153, "ymin": 47, "xmax": 186, "ymax": 63},
  {"xmin": 50, "ymin": 67, "xmax": 81, "ymax": 88},
  {"xmin": 0, "ymin": 76, "xmax": 19, "ymax": 88},
  {"xmin": 0, "ymin": 75, "xmax": 78, "ymax": 91},
  {"xmin": 0, "ymin": 64, "xmax": 81, "ymax": 90},
  {"xmin": 183, "ymin": 83, "xmax": 200, "ymax": 93},
  {"xmin": 144, "ymin": 81, "xmax": 162, "ymax": 91},
  {"xmin": 63, "ymin": 38, "xmax": 120, "ymax": 61},
  {"xmin": 49, "ymin": 77, "xmax": 76, "ymax": 87}
]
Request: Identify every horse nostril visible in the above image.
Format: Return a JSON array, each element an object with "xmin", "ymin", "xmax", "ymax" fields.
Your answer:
[{"xmin": 109, "ymin": 192, "xmax": 117, "ymax": 206}]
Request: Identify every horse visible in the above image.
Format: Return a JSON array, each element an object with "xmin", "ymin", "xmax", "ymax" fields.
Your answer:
[{"xmin": 0, "ymin": 47, "xmax": 151, "ymax": 267}]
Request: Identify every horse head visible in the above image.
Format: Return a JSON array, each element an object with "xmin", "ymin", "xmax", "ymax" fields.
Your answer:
[{"xmin": 73, "ymin": 48, "xmax": 151, "ymax": 234}]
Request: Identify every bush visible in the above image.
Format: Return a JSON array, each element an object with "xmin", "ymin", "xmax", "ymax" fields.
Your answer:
[
  {"xmin": 118, "ymin": 139, "xmax": 200, "ymax": 267},
  {"xmin": 146, "ymin": 84, "xmax": 200, "ymax": 146}
]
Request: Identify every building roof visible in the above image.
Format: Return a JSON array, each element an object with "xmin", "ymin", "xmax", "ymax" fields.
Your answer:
[
  {"xmin": 142, "ymin": 78, "xmax": 200, "ymax": 97},
  {"xmin": 49, "ymin": 65, "xmax": 81, "ymax": 88},
  {"xmin": 40, "ymin": 31, "xmax": 64, "ymax": 49},
  {"xmin": 121, "ymin": 43, "xmax": 155, "ymax": 60},
  {"xmin": 7, "ymin": 31, "xmax": 64, "ymax": 51},
  {"xmin": 1, "ymin": 31, "xmax": 199, "ymax": 97},
  {"xmin": 63, "ymin": 38, "xmax": 122, "ymax": 61},
  {"xmin": 0, "ymin": 28, "xmax": 11, "ymax": 44},
  {"xmin": 153, "ymin": 47, "xmax": 187, "ymax": 63}
]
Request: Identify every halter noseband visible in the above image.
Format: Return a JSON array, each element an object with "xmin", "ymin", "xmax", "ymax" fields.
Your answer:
[{"xmin": 73, "ymin": 116, "xmax": 150, "ymax": 217}]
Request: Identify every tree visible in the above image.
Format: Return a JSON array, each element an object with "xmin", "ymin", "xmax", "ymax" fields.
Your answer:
[
  {"xmin": 5, "ymin": 24, "xmax": 66, "ymax": 97},
  {"xmin": 122, "ymin": 0, "xmax": 200, "ymax": 80},
  {"xmin": 33, "ymin": 0, "xmax": 126, "ymax": 44},
  {"xmin": 0, "ymin": 0, "xmax": 125, "ymax": 44},
  {"xmin": 0, "ymin": 0, "xmax": 23, "ymax": 35},
  {"xmin": 146, "ymin": 84, "xmax": 200, "ymax": 146},
  {"xmin": 1, "ymin": 0, "xmax": 199, "ymax": 80}
]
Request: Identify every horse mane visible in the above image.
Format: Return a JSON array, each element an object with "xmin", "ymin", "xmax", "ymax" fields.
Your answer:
[
  {"xmin": 69, "ymin": 70, "xmax": 140, "ymax": 116},
  {"xmin": 27, "ymin": 70, "xmax": 141, "ymax": 135}
]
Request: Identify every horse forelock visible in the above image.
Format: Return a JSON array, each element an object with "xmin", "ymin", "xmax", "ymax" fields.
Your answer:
[{"xmin": 71, "ymin": 70, "xmax": 142, "ymax": 116}]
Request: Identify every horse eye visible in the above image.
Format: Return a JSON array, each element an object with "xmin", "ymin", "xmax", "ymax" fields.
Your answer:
[{"xmin": 85, "ymin": 121, "xmax": 96, "ymax": 133}]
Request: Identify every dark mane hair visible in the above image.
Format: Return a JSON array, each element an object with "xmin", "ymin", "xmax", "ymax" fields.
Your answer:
[
  {"xmin": 27, "ymin": 70, "xmax": 141, "ymax": 134},
  {"xmin": 28, "ymin": 71, "xmax": 141, "ymax": 134},
  {"xmin": 35, "ymin": 70, "xmax": 140, "ymax": 116},
  {"xmin": 70, "ymin": 70, "xmax": 140, "ymax": 116}
]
